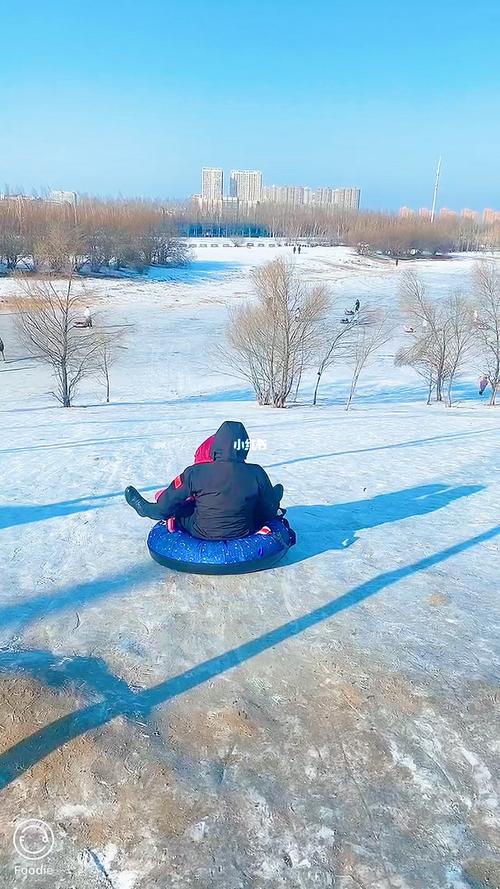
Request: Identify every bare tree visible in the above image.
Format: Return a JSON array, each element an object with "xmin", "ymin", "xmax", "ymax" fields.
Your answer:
[
  {"xmin": 398, "ymin": 271, "xmax": 476, "ymax": 406},
  {"xmin": 32, "ymin": 222, "xmax": 85, "ymax": 273},
  {"xmin": 473, "ymin": 261, "xmax": 500, "ymax": 405},
  {"xmin": 13, "ymin": 277, "xmax": 100, "ymax": 406},
  {"xmin": 444, "ymin": 293, "xmax": 476, "ymax": 406},
  {"xmin": 395, "ymin": 338, "xmax": 437, "ymax": 405},
  {"xmin": 93, "ymin": 329, "xmax": 126, "ymax": 403},
  {"xmin": 345, "ymin": 310, "xmax": 393, "ymax": 410},
  {"xmin": 224, "ymin": 258, "xmax": 329, "ymax": 407},
  {"xmin": 399, "ymin": 272, "xmax": 448, "ymax": 402},
  {"xmin": 313, "ymin": 304, "xmax": 374, "ymax": 405}
]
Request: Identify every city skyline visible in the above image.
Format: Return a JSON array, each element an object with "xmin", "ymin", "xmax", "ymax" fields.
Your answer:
[
  {"xmin": 3, "ymin": 175, "xmax": 499, "ymax": 218},
  {"xmin": 200, "ymin": 167, "xmax": 361, "ymax": 210}
]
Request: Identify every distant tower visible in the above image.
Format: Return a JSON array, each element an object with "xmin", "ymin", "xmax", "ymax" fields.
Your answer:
[
  {"xmin": 201, "ymin": 168, "xmax": 223, "ymax": 204},
  {"xmin": 430, "ymin": 156, "xmax": 442, "ymax": 224},
  {"xmin": 229, "ymin": 170, "xmax": 263, "ymax": 203}
]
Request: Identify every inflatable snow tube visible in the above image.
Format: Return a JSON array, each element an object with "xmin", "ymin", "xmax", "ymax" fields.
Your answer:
[{"xmin": 147, "ymin": 516, "xmax": 296, "ymax": 575}]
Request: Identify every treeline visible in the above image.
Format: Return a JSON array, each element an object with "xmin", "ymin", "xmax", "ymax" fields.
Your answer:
[
  {"xmin": 1, "ymin": 195, "xmax": 499, "ymax": 276},
  {"xmin": 182, "ymin": 202, "xmax": 500, "ymax": 255},
  {"xmin": 0, "ymin": 197, "xmax": 190, "ymax": 274}
]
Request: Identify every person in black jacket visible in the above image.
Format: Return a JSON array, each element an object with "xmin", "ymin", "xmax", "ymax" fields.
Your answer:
[{"xmin": 125, "ymin": 421, "xmax": 283, "ymax": 540}]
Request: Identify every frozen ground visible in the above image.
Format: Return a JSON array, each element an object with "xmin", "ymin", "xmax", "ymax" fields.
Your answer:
[{"xmin": 0, "ymin": 245, "xmax": 499, "ymax": 889}]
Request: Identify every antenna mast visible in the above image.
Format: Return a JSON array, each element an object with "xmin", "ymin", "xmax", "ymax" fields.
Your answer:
[{"xmin": 430, "ymin": 156, "xmax": 441, "ymax": 223}]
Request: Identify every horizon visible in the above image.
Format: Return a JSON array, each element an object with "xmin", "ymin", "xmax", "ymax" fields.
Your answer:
[
  {"xmin": 2, "ymin": 0, "xmax": 499, "ymax": 210},
  {"xmin": 1, "ymin": 182, "xmax": 497, "ymax": 217}
]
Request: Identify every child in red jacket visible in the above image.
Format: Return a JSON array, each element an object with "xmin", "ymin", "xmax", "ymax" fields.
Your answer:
[{"xmin": 154, "ymin": 434, "xmax": 215, "ymax": 502}]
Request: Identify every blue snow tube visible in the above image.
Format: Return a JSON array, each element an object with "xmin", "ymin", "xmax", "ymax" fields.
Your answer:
[{"xmin": 147, "ymin": 516, "xmax": 296, "ymax": 575}]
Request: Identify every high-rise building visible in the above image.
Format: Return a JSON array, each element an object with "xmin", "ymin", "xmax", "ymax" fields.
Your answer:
[
  {"xmin": 332, "ymin": 187, "xmax": 360, "ymax": 210},
  {"xmin": 399, "ymin": 207, "xmax": 414, "ymax": 217},
  {"xmin": 314, "ymin": 187, "xmax": 334, "ymax": 205},
  {"xmin": 419, "ymin": 208, "xmax": 432, "ymax": 219},
  {"xmin": 461, "ymin": 208, "xmax": 479, "ymax": 220},
  {"xmin": 201, "ymin": 167, "xmax": 223, "ymax": 203},
  {"xmin": 313, "ymin": 187, "xmax": 360, "ymax": 210},
  {"xmin": 229, "ymin": 170, "xmax": 263, "ymax": 203},
  {"xmin": 439, "ymin": 208, "xmax": 457, "ymax": 218},
  {"xmin": 49, "ymin": 190, "xmax": 78, "ymax": 206},
  {"xmin": 262, "ymin": 184, "xmax": 311, "ymax": 206},
  {"xmin": 483, "ymin": 208, "xmax": 500, "ymax": 224}
]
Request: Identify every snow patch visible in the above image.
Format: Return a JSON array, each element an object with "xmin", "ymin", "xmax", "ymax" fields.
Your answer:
[
  {"xmin": 389, "ymin": 740, "xmax": 436, "ymax": 795},
  {"xmin": 445, "ymin": 864, "xmax": 469, "ymax": 889},
  {"xmin": 460, "ymin": 747, "xmax": 499, "ymax": 813},
  {"xmin": 186, "ymin": 819, "xmax": 208, "ymax": 842},
  {"xmin": 58, "ymin": 803, "xmax": 92, "ymax": 818}
]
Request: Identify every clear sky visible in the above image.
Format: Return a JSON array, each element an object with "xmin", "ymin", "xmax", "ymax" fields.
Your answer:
[{"xmin": 1, "ymin": 0, "xmax": 499, "ymax": 210}]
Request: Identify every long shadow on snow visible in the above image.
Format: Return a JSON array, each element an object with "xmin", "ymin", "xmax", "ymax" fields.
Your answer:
[
  {"xmin": 0, "ymin": 522, "xmax": 498, "ymax": 790},
  {"xmin": 145, "ymin": 260, "xmax": 240, "ymax": 283},
  {"xmin": 314, "ymin": 380, "xmax": 481, "ymax": 406},
  {"xmin": 0, "ymin": 435, "xmax": 164, "ymax": 457},
  {"xmin": 0, "ymin": 649, "xmax": 132, "ymax": 704},
  {"xmin": 0, "ymin": 564, "xmax": 159, "ymax": 632},
  {"xmin": 285, "ymin": 483, "xmax": 484, "ymax": 562},
  {"xmin": 0, "ymin": 646, "xmax": 230, "ymax": 793},
  {"xmin": 80, "ymin": 388, "xmax": 254, "ymax": 410},
  {"xmin": 265, "ymin": 428, "xmax": 495, "ymax": 470},
  {"xmin": 0, "ymin": 486, "xmax": 162, "ymax": 531},
  {"xmin": 0, "ymin": 483, "xmax": 482, "ymax": 630}
]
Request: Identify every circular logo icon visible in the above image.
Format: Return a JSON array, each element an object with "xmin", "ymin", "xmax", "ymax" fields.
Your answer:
[{"xmin": 13, "ymin": 819, "xmax": 54, "ymax": 860}]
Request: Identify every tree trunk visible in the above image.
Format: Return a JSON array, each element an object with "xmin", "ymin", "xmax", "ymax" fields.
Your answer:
[
  {"xmin": 292, "ymin": 367, "xmax": 302, "ymax": 403},
  {"xmin": 61, "ymin": 362, "xmax": 71, "ymax": 407},
  {"xmin": 490, "ymin": 380, "xmax": 498, "ymax": 406},
  {"xmin": 104, "ymin": 354, "xmax": 110, "ymax": 403},
  {"xmin": 426, "ymin": 376, "xmax": 434, "ymax": 405},
  {"xmin": 436, "ymin": 373, "xmax": 442, "ymax": 402},
  {"xmin": 273, "ymin": 389, "xmax": 287, "ymax": 408},
  {"xmin": 346, "ymin": 372, "xmax": 360, "ymax": 411},
  {"xmin": 447, "ymin": 364, "xmax": 459, "ymax": 407},
  {"xmin": 446, "ymin": 377, "xmax": 454, "ymax": 407},
  {"xmin": 313, "ymin": 370, "xmax": 322, "ymax": 406}
]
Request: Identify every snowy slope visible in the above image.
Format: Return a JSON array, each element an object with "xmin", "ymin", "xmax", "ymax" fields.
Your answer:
[{"xmin": 0, "ymin": 246, "xmax": 498, "ymax": 889}]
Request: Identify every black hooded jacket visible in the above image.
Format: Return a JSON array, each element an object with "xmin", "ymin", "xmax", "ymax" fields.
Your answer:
[{"xmin": 155, "ymin": 421, "xmax": 280, "ymax": 539}]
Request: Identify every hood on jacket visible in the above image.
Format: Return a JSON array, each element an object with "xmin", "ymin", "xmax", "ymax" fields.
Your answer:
[{"xmin": 210, "ymin": 421, "xmax": 249, "ymax": 462}]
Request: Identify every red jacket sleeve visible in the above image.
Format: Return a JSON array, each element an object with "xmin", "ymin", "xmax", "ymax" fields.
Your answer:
[{"xmin": 156, "ymin": 467, "xmax": 194, "ymax": 516}]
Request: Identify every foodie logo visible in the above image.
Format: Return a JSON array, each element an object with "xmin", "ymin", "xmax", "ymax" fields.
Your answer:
[{"xmin": 13, "ymin": 819, "xmax": 54, "ymax": 860}]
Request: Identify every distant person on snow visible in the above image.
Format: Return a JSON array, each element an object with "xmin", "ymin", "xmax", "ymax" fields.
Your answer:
[
  {"xmin": 84, "ymin": 307, "xmax": 93, "ymax": 328},
  {"xmin": 297, "ymin": 245, "xmax": 301, "ymax": 254},
  {"xmin": 479, "ymin": 374, "xmax": 489, "ymax": 396},
  {"xmin": 0, "ymin": 336, "xmax": 5, "ymax": 361},
  {"xmin": 125, "ymin": 421, "xmax": 284, "ymax": 540},
  {"xmin": 293, "ymin": 246, "xmax": 296, "ymax": 254},
  {"xmin": 354, "ymin": 299, "xmax": 360, "ymax": 312}
]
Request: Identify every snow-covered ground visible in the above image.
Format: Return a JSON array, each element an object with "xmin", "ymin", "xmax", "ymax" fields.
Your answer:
[{"xmin": 0, "ymin": 245, "xmax": 499, "ymax": 889}]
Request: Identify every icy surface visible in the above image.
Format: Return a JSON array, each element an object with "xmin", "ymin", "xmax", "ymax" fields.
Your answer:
[{"xmin": 0, "ymin": 245, "xmax": 498, "ymax": 888}]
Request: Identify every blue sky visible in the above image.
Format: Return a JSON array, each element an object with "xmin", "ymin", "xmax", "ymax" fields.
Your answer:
[{"xmin": 1, "ymin": 0, "xmax": 499, "ymax": 210}]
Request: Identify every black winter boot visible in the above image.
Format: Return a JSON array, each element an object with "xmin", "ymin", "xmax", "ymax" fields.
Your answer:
[{"xmin": 125, "ymin": 486, "xmax": 163, "ymax": 520}]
